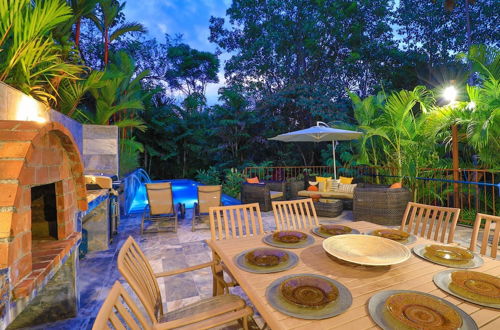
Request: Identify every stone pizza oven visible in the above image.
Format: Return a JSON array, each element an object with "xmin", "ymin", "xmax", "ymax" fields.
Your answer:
[{"xmin": 0, "ymin": 121, "xmax": 88, "ymax": 328}]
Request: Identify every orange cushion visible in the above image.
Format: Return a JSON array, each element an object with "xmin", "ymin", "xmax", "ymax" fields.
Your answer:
[
  {"xmin": 307, "ymin": 185, "xmax": 319, "ymax": 192},
  {"xmin": 316, "ymin": 176, "xmax": 331, "ymax": 182},
  {"xmin": 339, "ymin": 176, "xmax": 353, "ymax": 184},
  {"xmin": 246, "ymin": 177, "xmax": 259, "ymax": 184},
  {"xmin": 390, "ymin": 182, "xmax": 402, "ymax": 189}
]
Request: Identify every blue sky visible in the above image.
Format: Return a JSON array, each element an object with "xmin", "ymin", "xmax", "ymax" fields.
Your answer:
[{"xmin": 124, "ymin": 0, "xmax": 232, "ymax": 104}]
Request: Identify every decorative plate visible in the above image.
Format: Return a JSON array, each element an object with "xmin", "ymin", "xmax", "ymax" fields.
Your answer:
[
  {"xmin": 368, "ymin": 290, "xmax": 478, "ymax": 330},
  {"xmin": 367, "ymin": 229, "xmax": 417, "ymax": 245},
  {"xmin": 234, "ymin": 248, "xmax": 299, "ymax": 274},
  {"xmin": 413, "ymin": 244, "xmax": 484, "ymax": 269},
  {"xmin": 312, "ymin": 224, "xmax": 360, "ymax": 238},
  {"xmin": 263, "ymin": 231, "xmax": 315, "ymax": 249},
  {"xmin": 433, "ymin": 270, "xmax": 500, "ymax": 309},
  {"xmin": 322, "ymin": 234, "xmax": 411, "ymax": 266},
  {"xmin": 265, "ymin": 273, "xmax": 352, "ymax": 319}
]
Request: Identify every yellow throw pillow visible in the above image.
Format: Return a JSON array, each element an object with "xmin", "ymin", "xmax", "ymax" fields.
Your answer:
[
  {"xmin": 316, "ymin": 176, "xmax": 332, "ymax": 182},
  {"xmin": 339, "ymin": 176, "xmax": 353, "ymax": 184}
]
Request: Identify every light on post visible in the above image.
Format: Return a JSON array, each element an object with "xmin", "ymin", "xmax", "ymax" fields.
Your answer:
[{"xmin": 442, "ymin": 86, "xmax": 458, "ymax": 104}]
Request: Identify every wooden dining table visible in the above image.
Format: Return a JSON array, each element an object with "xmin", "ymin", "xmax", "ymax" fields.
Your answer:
[{"xmin": 207, "ymin": 220, "xmax": 500, "ymax": 330}]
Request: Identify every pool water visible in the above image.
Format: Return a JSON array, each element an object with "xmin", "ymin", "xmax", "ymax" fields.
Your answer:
[{"xmin": 128, "ymin": 179, "xmax": 241, "ymax": 213}]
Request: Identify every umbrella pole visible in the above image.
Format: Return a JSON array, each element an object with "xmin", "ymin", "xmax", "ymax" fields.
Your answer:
[{"xmin": 332, "ymin": 141, "xmax": 337, "ymax": 179}]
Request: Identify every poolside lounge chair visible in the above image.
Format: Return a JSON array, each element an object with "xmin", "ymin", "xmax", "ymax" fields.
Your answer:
[
  {"xmin": 192, "ymin": 185, "xmax": 223, "ymax": 231},
  {"xmin": 109, "ymin": 236, "xmax": 253, "ymax": 330},
  {"xmin": 141, "ymin": 182, "xmax": 178, "ymax": 234}
]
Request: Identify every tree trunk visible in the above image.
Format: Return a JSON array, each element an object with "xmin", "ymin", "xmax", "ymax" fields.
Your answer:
[
  {"xmin": 75, "ymin": 18, "xmax": 82, "ymax": 47},
  {"xmin": 104, "ymin": 27, "xmax": 110, "ymax": 65}
]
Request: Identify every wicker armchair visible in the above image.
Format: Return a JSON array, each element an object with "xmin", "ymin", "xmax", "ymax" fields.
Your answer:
[
  {"xmin": 240, "ymin": 181, "xmax": 285, "ymax": 212},
  {"xmin": 353, "ymin": 183, "xmax": 411, "ymax": 225}
]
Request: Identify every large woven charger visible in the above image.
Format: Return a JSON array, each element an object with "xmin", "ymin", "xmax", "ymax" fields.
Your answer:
[
  {"xmin": 434, "ymin": 270, "xmax": 500, "ymax": 309},
  {"xmin": 322, "ymin": 234, "xmax": 411, "ymax": 266},
  {"xmin": 368, "ymin": 290, "xmax": 478, "ymax": 330}
]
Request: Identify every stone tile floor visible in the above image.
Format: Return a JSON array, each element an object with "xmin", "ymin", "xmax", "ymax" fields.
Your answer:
[{"xmin": 33, "ymin": 209, "xmax": 490, "ymax": 329}]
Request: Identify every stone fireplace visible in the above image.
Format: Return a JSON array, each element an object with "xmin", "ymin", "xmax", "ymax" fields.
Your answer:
[{"xmin": 0, "ymin": 121, "xmax": 88, "ymax": 328}]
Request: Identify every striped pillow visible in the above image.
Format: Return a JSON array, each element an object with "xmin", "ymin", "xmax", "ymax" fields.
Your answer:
[
  {"xmin": 338, "ymin": 183, "xmax": 357, "ymax": 193},
  {"xmin": 328, "ymin": 179, "xmax": 340, "ymax": 191}
]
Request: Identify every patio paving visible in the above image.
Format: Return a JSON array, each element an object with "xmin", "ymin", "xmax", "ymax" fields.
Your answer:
[{"xmin": 31, "ymin": 208, "xmax": 491, "ymax": 329}]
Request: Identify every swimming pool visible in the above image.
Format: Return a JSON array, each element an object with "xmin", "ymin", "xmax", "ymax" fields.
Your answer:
[{"xmin": 128, "ymin": 179, "xmax": 241, "ymax": 213}]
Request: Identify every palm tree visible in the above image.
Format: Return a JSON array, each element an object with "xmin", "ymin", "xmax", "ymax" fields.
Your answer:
[
  {"xmin": 85, "ymin": 51, "xmax": 149, "ymax": 129},
  {"xmin": 0, "ymin": 0, "xmax": 84, "ymax": 104},
  {"xmin": 90, "ymin": 0, "xmax": 146, "ymax": 65},
  {"xmin": 425, "ymin": 46, "xmax": 500, "ymax": 168},
  {"xmin": 68, "ymin": 0, "xmax": 99, "ymax": 47}
]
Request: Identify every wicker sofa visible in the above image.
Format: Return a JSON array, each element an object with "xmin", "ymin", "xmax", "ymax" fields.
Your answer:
[
  {"xmin": 240, "ymin": 181, "xmax": 286, "ymax": 212},
  {"xmin": 353, "ymin": 183, "xmax": 411, "ymax": 225}
]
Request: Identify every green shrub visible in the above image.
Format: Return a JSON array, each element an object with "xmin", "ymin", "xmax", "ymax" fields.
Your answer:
[{"xmin": 195, "ymin": 167, "xmax": 222, "ymax": 185}]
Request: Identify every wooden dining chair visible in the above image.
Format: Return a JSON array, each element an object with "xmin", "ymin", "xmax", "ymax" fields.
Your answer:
[
  {"xmin": 142, "ymin": 182, "xmax": 178, "ymax": 234},
  {"xmin": 209, "ymin": 203, "xmax": 265, "ymax": 241},
  {"xmin": 93, "ymin": 281, "xmax": 151, "ymax": 329},
  {"xmin": 208, "ymin": 203, "xmax": 265, "ymax": 295},
  {"xmin": 117, "ymin": 236, "xmax": 253, "ymax": 329},
  {"xmin": 469, "ymin": 213, "xmax": 500, "ymax": 258},
  {"xmin": 272, "ymin": 198, "xmax": 319, "ymax": 231},
  {"xmin": 400, "ymin": 202, "xmax": 460, "ymax": 243}
]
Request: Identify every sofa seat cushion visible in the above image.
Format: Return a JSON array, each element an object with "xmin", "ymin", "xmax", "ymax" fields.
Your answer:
[
  {"xmin": 298, "ymin": 190, "xmax": 353, "ymax": 199},
  {"xmin": 270, "ymin": 191, "xmax": 283, "ymax": 199}
]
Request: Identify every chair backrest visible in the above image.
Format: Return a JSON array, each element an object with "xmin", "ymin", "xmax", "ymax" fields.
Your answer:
[
  {"xmin": 272, "ymin": 199, "xmax": 319, "ymax": 231},
  {"xmin": 400, "ymin": 202, "xmax": 460, "ymax": 243},
  {"xmin": 117, "ymin": 236, "xmax": 163, "ymax": 322},
  {"xmin": 198, "ymin": 185, "xmax": 222, "ymax": 213},
  {"xmin": 146, "ymin": 182, "xmax": 174, "ymax": 215},
  {"xmin": 209, "ymin": 203, "xmax": 264, "ymax": 240},
  {"xmin": 93, "ymin": 281, "xmax": 152, "ymax": 330},
  {"xmin": 470, "ymin": 213, "xmax": 500, "ymax": 258}
]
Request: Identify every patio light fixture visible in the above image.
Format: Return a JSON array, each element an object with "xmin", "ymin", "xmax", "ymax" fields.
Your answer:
[{"xmin": 442, "ymin": 85, "xmax": 457, "ymax": 104}]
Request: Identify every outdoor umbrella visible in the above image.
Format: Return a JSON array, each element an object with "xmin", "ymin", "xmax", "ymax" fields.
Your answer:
[{"xmin": 268, "ymin": 122, "xmax": 363, "ymax": 179}]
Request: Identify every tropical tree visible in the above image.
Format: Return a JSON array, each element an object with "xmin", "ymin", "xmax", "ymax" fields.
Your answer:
[
  {"xmin": 90, "ymin": 0, "xmax": 146, "ymax": 65},
  {"xmin": 164, "ymin": 43, "xmax": 220, "ymax": 97},
  {"xmin": 0, "ymin": 0, "xmax": 84, "ymax": 103},
  {"xmin": 69, "ymin": 0, "xmax": 100, "ymax": 47},
  {"xmin": 425, "ymin": 46, "xmax": 500, "ymax": 168},
  {"xmin": 84, "ymin": 51, "xmax": 149, "ymax": 129}
]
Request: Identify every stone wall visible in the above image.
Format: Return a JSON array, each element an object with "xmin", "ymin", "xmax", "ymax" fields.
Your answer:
[
  {"xmin": 0, "ymin": 82, "xmax": 119, "ymax": 176},
  {"xmin": 83, "ymin": 125, "xmax": 119, "ymax": 177}
]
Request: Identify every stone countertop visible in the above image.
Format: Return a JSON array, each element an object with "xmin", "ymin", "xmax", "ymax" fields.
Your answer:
[{"xmin": 86, "ymin": 189, "xmax": 109, "ymax": 204}]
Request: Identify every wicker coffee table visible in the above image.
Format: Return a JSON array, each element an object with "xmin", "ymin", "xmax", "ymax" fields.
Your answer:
[{"xmin": 314, "ymin": 199, "xmax": 343, "ymax": 217}]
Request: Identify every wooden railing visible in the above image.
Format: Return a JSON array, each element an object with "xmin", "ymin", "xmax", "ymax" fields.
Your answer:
[{"xmin": 243, "ymin": 165, "xmax": 500, "ymax": 224}]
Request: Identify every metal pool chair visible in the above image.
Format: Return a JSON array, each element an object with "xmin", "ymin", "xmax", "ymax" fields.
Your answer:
[
  {"xmin": 272, "ymin": 198, "xmax": 319, "ymax": 231},
  {"xmin": 192, "ymin": 185, "xmax": 223, "ymax": 231},
  {"xmin": 470, "ymin": 213, "xmax": 500, "ymax": 258},
  {"xmin": 400, "ymin": 202, "xmax": 460, "ymax": 243},
  {"xmin": 142, "ymin": 182, "xmax": 178, "ymax": 234},
  {"xmin": 116, "ymin": 236, "xmax": 253, "ymax": 329}
]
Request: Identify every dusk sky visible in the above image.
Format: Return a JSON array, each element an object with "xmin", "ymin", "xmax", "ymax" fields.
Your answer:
[{"xmin": 124, "ymin": 0, "xmax": 232, "ymax": 104}]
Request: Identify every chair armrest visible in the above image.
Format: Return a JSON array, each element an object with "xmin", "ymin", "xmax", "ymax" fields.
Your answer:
[
  {"xmin": 266, "ymin": 181, "xmax": 285, "ymax": 192},
  {"xmin": 154, "ymin": 261, "xmax": 214, "ymax": 278}
]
